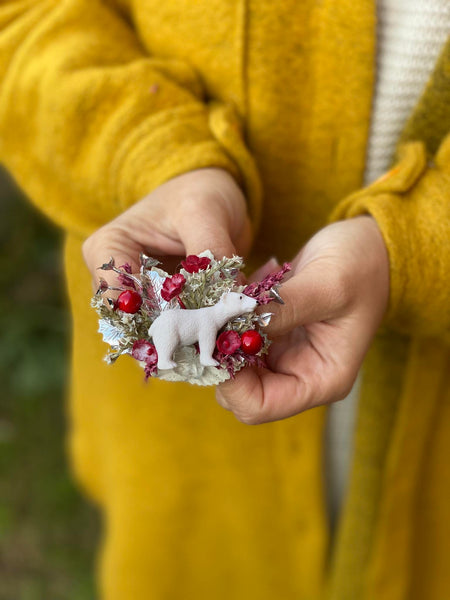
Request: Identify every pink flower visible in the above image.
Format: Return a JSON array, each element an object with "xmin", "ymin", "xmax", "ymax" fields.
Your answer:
[
  {"xmin": 132, "ymin": 340, "xmax": 158, "ymax": 380},
  {"xmin": 216, "ymin": 330, "xmax": 241, "ymax": 355},
  {"xmin": 160, "ymin": 273, "xmax": 186, "ymax": 301},
  {"xmin": 117, "ymin": 262, "xmax": 136, "ymax": 289},
  {"xmin": 144, "ymin": 361, "xmax": 158, "ymax": 380},
  {"xmin": 243, "ymin": 262, "xmax": 292, "ymax": 304},
  {"xmin": 119, "ymin": 263, "xmax": 132, "ymax": 274},
  {"xmin": 96, "ymin": 277, "xmax": 109, "ymax": 294},
  {"xmin": 131, "ymin": 340, "xmax": 158, "ymax": 363},
  {"xmin": 181, "ymin": 255, "xmax": 211, "ymax": 273}
]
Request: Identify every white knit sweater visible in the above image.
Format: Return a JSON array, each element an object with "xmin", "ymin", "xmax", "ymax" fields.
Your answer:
[
  {"xmin": 325, "ymin": 0, "xmax": 450, "ymax": 530},
  {"xmin": 365, "ymin": 0, "xmax": 450, "ymax": 183}
]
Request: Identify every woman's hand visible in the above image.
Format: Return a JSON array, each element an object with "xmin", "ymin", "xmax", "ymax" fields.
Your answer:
[
  {"xmin": 216, "ymin": 216, "xmax": 390, "ymax": 424},
  {"xmin": 82, "ymin": 168, "xmax": 252, "ymax": 286}
]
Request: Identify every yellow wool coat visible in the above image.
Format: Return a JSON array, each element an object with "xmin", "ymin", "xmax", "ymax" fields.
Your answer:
[{"xmin": 0, "ymin": 1, "xmax": 449, "ymax": 599}]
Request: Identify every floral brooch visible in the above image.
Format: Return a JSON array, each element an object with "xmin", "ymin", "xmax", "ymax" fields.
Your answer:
[{"xmin": 91, "ymin": 251, "xmax": 290, "ymax": 386}]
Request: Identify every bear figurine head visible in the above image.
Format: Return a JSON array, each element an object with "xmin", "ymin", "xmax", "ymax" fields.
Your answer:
[{"xmin": 220, "ymin": 291, "xmax": 258, "ymax": 315}]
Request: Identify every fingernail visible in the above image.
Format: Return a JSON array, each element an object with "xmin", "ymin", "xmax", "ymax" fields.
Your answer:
[{"xmin": 266, "ymin": 257, "xmax": 280, "ymax": 270}]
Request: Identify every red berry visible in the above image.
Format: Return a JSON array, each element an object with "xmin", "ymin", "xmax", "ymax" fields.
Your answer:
[
  {"xmin": 240, "ymin": 330, "xmax": 263, "ymax": 355},
  {"xmin": 116, "ymin": 290, "xmax": 142, "ymax": 313}
]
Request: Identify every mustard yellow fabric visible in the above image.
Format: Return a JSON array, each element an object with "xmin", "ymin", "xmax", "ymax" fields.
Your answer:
[{"xmin": 0, "ymin": 1, "xmax": 449, "ymax": 599}]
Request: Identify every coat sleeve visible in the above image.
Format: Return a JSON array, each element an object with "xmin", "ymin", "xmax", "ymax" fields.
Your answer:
[
  {"xmin": 330, "ymin": 137, "xmax": 450, "ymax": 343},
  {"xmin": 0, "ymin": 0, "xmax": 261, "ymax": 236}
]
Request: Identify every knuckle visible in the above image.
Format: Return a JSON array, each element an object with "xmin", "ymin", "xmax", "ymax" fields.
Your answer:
[
  {"xmin": 298, "ymin": 377, "xmax": 319, "ymax": 411},
  {"xmin": 315, "ymin": 357, "xmax": 357, "ymax": 406},
  {"xmin": 328, "ymin": 269, "xmax": 352, "ymax": 309},
  {"xmin": 234, "ymin": 410, "xmax": 260, "ymax": 425},
  {"xmin": 335, "ymin": 380, "xmax": 354, "ymax": 402},
  {"xmin": 267, "ymin": 304, "xmax": 292, "ymax": 337},
  {"xmin": 330, "ymin": 367, "xmax": 357, "ymax": 403}
]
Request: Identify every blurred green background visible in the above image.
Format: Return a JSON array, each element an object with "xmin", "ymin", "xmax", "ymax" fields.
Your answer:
[{"xmin": 0, "ymin": 169, "xmax": 100, "ymax": 599}]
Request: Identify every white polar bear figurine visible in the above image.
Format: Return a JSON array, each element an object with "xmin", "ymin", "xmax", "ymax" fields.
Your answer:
[{"xmin": 148, "ymin": 292, "xmax": 258, "ymax": 370}]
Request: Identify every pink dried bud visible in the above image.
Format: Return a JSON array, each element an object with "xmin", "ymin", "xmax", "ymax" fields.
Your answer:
[
  {"xmin": 160, "ymin": 273, "xmax": 186, "ymax": 301},
  {"xmin": 243, "ymin": 262, "xmax": 291, "ymax": 304},
  {"xmin": 96, "ymin": 278, "xmax": 109, "ymax": 294},
  {"xmin": 117, "ymin": 272, "xmax": 136, "ymax": 289},
  {"xmin": 98, "ymin": 257, "xmax": 115, "ymax": 271},
  {"xmin": 116, "ymin": 263, "xmax": 136, "ymax": 289},
  {"xmin": 242, "ymin": 353, "xmax": 267, "ymax": 370},
  {"xmin": 181, "ymin": 255, "xmax": 211, "ymax": 273},
  {"xmin": 119, "ymin": 263, "xmax": 132, "ymax": 274}
]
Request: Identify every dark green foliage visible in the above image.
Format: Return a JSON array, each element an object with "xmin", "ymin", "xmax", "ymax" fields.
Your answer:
[{"xmin": 0, "ymin": 170, "xmax": 99, "ymax": 599}]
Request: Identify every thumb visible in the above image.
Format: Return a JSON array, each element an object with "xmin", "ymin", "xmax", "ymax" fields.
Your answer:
[{"xmin": 265, "ymin": 266, "xmax": 344, "ymax": 337}]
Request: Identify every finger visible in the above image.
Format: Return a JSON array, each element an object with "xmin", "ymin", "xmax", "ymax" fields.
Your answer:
[
  {"xmin": 178, "ymin": 200, "xmax": 252, "ymax": 260},
  {"xmin": 217, "ymin": 329, "xmax": 362, "ymax": 424},
  {"xmin": 247, "ymin": 257, "xmax": 281, "ymax": 283},
  {"xmin": 233, "ymin": 214, "xmax": 253, "ymax": 257},
  {"xmin": 265, "ymin": 267, "xmax": 348, "ymax": 338},
  {"xmin": 216, "ymin": 367, "xmax": 315, "ymax": 424},
  {"xmin": 183, "ymin": 225, "xmax": 237, "ymax": 259},
  {"xmin": 180, "ymin": 214, "xmax": 241, "ymax": 259},
  {"xmin": 82, "ymin": 233, "xmax": 141, "ymax": 292}
]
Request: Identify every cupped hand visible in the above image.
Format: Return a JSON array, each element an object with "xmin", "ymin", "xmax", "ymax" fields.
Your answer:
[
  {"xmin": 82, "ymin": 168, "xmax": 252, "ymax": 286},
  {"xmin": 216, "ymin": 216, "xmax": 390, "ymax": 424}
]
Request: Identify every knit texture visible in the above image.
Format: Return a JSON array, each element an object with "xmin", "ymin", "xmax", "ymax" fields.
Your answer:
[
  {"xmin": 326, "ymin": 0, "xmax": 450, "ymax": 529},
  {"xmin": 328, "ymin": 38, "xmax": 450, "ymax": 600},
  {"xmin": 364, "ymin": 0, "xmax": 450, "ymax": 183},
  {"xmin": 333, "ymin": 137, "xmax": 450, "ymax": 340},
  {"xmin": 0, "ymin": 2, "xmax": 449, "ymax": 599},
  {"xmin": 0, "ymin": 0, "xmax": 262, "ymax": 236}
]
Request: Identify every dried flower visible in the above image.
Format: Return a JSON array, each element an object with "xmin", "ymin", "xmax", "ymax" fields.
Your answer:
[
  {"xmin": 113, "ymin": 263, "xmax": 137, "ymax": 289},
  {"xmin": 119, "ymin": 263, "xmax": 132, "ymax": 274},
  {"xmin": 96, "ymin": 277, "xmax": 109, "ymax": 294},
  {"xmin": 215, "ymin": 353, "xmax": 238, "ymax": 378},
  {"xmin": 144, "ymin": 361, "xmax": 158, "ymax": 380},
  {"xmin": 98, "ymin": 257, "xmax": 115, "ymax": 271},
  {"xmin": 118, "ymin": 275, "xmax": 134, "ymax": 289},
  {"xmin": 132, "ymin": 340, "xmax": 158, "ymax": 380},
  {"xmin": 216, "ymin": 330, "xmax": 241, "ymax": 355},
  {"xmin": 131, "ymin": 339, "xmax": 157, "ymax": 362},
  {"xmin": 240, "ymin": 353, "xmax": 267, "ymax": 370},
  {"xmin": 243, "ymin": 262, "xmax": 291, "ymax": 304},
  {"xmin": 140, "ymin": 253, "xmax": 161, "ymax": 270},
  {"xmin": 181, "ymin": 255, "xmax": 212, "ymax": 273},
  {"xmin": 160, "ymin": 273, "xmax": 186, "ymax": 301}
]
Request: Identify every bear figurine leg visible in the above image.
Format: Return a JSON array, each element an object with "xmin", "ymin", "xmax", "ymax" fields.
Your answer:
[
  {"xmin": 153, "ymin": 332, "xmax": 178, "ymax": 370},
  {"xmin": 198, "ymin": 330, "xmax": 219, "ymax": 367}
]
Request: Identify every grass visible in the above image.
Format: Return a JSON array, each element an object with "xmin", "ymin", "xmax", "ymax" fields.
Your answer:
[{"xmin": 0, "ymin": 169, "xmax": 100, "ymax": 600}]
